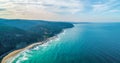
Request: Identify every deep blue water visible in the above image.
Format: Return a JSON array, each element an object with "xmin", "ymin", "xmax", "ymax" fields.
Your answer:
[{"xmin": 11, "ymin": 23, "xmax": 120, "ymax": 63}]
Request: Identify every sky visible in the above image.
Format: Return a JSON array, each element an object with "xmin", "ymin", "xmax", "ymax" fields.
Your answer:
[{"xmin": 0, "ymin": 0, "xmax": 120, "ymax": 22}]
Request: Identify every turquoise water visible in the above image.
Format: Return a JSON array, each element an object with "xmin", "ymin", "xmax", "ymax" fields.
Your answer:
[{"xmin": 11, "ymin": 23, "xmax": 120, "ymax": 63}]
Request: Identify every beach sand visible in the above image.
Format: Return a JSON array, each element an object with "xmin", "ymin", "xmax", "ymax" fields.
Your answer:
[
  {"xmin": 1, "ymin": 34, "xmax": 58, "ymax": 63},
  {"xmin": 1, "ymin": 49, "xmax": 23, "ymax": 63},
  {"xmin": 1, "ymin": 42, "xmax": 43, "ymax": 63}
]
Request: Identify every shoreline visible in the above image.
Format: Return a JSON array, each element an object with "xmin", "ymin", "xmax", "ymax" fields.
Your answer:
[{"xmin": 1, "ymin": 30, "xmax": 64, "ymax": 63}]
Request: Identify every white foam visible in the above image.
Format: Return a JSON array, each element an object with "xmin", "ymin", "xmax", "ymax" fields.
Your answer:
[
  {"xmin": 9, "ymin": 29, "xmax": 67, "ymax": 63},
  {"xmin": 33, "ymin": 46, "xmax": 39, "ymax": 50}
]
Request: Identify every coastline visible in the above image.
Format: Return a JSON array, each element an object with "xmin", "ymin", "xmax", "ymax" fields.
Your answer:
[{"xmin": 1, "ymin": 30, "xmax": 65, "ymax": 63}]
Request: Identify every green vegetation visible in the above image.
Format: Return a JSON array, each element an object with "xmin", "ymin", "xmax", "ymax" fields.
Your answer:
[{"xmin": 0, "ymin": 19, "xmax": 74, "ymax": 61}]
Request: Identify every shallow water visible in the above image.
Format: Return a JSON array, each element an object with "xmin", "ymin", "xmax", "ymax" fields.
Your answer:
[{"xmin": 11, "ymin": 23, "xmax": 120, "ymax": 63}]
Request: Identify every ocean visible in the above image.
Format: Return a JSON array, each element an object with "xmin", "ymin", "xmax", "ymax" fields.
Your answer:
[{"xmin": 10, "ymin": 23, "xmax": 120, "ymax": 63}]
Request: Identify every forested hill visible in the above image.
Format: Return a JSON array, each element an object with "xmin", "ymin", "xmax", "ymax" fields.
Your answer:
[{"xmin": 0, "ymin": 19, "xmax": 74, "ymax": 61}]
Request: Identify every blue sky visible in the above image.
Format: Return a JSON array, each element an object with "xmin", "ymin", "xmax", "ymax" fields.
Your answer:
[{"xmin": 0, "ymin": 0, "xmax": 120, "ymax": 22}]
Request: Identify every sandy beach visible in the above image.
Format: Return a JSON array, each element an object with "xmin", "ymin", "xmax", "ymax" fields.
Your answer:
[
  {"xmin": 1, "ymin": 35, "xmax": 57, "ymax": 63},
  {"xmin": 1, "ymin": 42, "xmax": 43, "ymax": 63},
  {"xmin": 1, "ymin": 49, "xmax": 23, "ymax": 63}
]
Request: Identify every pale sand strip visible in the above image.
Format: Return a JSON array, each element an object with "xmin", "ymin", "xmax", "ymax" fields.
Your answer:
[
  {"xmin": 1, "ymin": 49, "xmax": 23, "ymax": 63},
  {"xmin": 1, "ymin": 34, "xmax": 58, "ymax": 63},
  {"xmin": 1, "ymin": 42, "xmax": 43, "ymax": 63}
]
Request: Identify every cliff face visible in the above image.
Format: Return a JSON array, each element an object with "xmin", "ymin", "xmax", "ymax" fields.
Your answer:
[{"xmin": 0, "ymin": 19, "xmax": 74, "ymax": 61}]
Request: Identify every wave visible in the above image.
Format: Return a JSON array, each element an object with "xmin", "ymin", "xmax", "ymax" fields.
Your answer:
[{"xmin": 8, "ymin": 29, "xmax": 66, "ymax": 63}]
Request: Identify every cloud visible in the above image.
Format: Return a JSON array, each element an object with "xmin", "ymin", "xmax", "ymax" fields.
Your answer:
[
  {"xmin": 10, "ymin": 0, "xmax": 84, "ymax": 14},
  {"xmin": 91, "ymin": 0, "xmax": 120, "ymax": 13},
  {"xmin": 108, "ymin": 9, "xmax": 120, "ymax": 12},
  {"xmin": 0, "ymin": 0, "xmax": 120, "ymax": 22},
  {"xmin": 0, "ymin": 0, "xmax": 59, "ymax": 19},
  {"xmin": 2, "ymin": 0, "xmax": 120, "ymax": 15}
]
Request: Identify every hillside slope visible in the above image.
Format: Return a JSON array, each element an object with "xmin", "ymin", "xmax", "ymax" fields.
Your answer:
[{"xmin": 0, "ymin": 19, "xmax": 74, "ymax": 61}]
